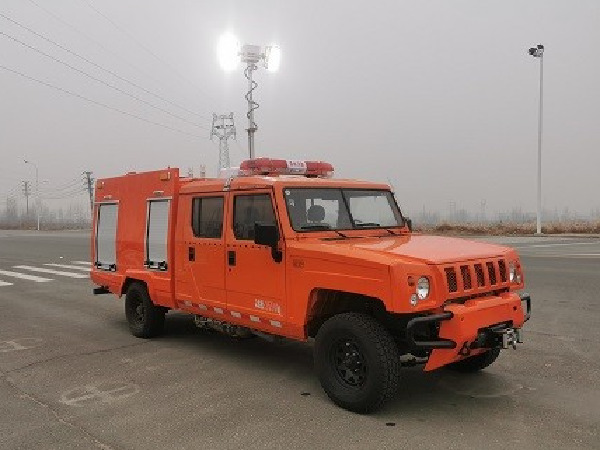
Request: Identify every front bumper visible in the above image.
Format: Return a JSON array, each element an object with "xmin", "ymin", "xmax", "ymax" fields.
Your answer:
[{"xmin": 406, "ymin": 292, "xmax": 531, "ymax": 371}]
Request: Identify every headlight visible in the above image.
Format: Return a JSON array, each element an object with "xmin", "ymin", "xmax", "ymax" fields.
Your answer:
[
  {"xmin": 416, "ymin": 277, "xmax": 430, "ymax": 300},
  {"xmin": 509, "ymin": 262, "xmax": 521, "ymax": 283}
]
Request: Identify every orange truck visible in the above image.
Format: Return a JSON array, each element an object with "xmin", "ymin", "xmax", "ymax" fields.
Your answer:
[{"xmin": 91, "ymin": 158, "xmax": 531, "ymax": 413}]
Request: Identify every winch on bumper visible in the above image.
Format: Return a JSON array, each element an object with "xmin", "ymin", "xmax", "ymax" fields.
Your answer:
[{"xmin": 406, "ymin": 292, "xmax": 531, "ymax": 371}]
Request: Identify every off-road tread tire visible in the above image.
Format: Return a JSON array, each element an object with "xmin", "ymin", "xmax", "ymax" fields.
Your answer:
[
  {"xmin": 446, "ymin": 348, "xmax": 501, "ymax": 373},
  {"xmin": 314, "ymin": 313, "xmax": 399, "ymax": 414},
  {"xmin": 125, "ymin": 282, "xmax": 165, "ymax": 338}
]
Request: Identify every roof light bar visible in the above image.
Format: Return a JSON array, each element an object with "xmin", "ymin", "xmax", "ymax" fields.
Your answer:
[{"xmin": 239, "ymin": 158, "xmax": 334, "ymax": 178}]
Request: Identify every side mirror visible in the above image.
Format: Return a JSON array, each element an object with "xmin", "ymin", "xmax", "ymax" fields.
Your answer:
[
  {"xmin": 254, "ymin": 222, "xmax": 282, "ymax": 262},
  {"xmin": 405, "ymin": 217, "xmax": 413, "ymax": 232}
]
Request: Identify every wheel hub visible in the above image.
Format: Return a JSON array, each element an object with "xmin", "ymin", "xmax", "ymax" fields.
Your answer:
[{"xmin": 333, "ymin": 339, "xmax": 367, "ymax": 387}]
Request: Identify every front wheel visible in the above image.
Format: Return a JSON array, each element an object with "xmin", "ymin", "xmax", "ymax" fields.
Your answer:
[
  {"xmin": 125, "ymin": 283, "xmax": 165, "ymax": 338},
  {"xmin": 446, "ymin": 348, "xmax": 501, "ymax": 373},
  {"xmin": 314, "ymin": 313, "xmax": 400, "ymax": 413}
]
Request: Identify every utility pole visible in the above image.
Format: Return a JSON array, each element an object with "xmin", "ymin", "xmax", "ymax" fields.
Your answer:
[
  {"xmin": 480, "ymin": 199, "xmax": 487, "ymax": 224},
  {"xmin": 83, "ymin": 171, "xmax": 94, "ymax": 215},
  {"xmin": 210, "ymin": 113, "xmax": 236, "ymax": 172},
  {"xmin": 24, "ymin": 160, "xmax": 40, "ymax": 231},
  {"xmin": 22, "ymin": 181, "xmax": 30, "ymax": 216}
]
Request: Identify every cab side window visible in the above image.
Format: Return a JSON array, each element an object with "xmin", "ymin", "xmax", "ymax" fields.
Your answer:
[
  {"xmin": 192, "ymin": 197, "xmax": 224, "ymax": 238},
  {"xmin": 233, "ymin": 194, "xmax": 276, "ymax": 240}
]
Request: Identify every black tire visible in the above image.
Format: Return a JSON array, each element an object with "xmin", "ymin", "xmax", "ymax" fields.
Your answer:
[
  {"xmin": 124, "ymin": 282, "xmax": 165, "ymax": 338},
  {"xmin": 314, "ymin": 313, "xmax": 400, "ymax": 413},
  {"xmin": 446, "ymin": 348, "xmax": 501, "ymax": 373}
]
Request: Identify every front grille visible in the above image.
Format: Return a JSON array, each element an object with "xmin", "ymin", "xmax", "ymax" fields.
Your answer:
[
  {"xmin": 498, "ymin": 260, "xmax": 507, "ymax": 282},
  {"xmin": 460, "ymin": 265, "xmax": 472, "ymax": 289},
  {"xmin": 486, "ymin": 261, "xmax": 497, "ymax": 285},
  {"xmin": 444, "ymin": 258, "xmax": 508, "ymax": 297},
  {"xmin": 445, "ymin": 268, "xmax": 458, "ymax": 293},
  {"xmin": 474, "ymin": 264, "xmax": 485, "ymax": 287}
]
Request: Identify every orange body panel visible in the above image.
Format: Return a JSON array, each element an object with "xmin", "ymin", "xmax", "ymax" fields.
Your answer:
[{"xmin": 91, "ymin": 168, "xmax": 529, "ymax": 370}]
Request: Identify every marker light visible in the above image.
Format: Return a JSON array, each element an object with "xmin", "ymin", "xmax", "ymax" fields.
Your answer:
[
  {"xmin": 217, "ymin": 33, "xmax": 241, "ymax": 71},
  {"xmin": 265, "ymin": 45, "xmax": 281, "ymax": 72}
]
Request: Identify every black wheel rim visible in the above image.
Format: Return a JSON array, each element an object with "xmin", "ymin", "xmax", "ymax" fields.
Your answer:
[
  {"xmin": 331, "ymin": 338, "xmax": 368, "ymax": 388},
  {"xmin": 127, "ymin": 292, "xmax": 145, "ymax": 326}
]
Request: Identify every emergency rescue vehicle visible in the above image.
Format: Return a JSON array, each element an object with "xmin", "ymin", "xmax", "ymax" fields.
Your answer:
[{"xmin": 91, "ymin": 158, "xmax": 531, "ymax": 413}]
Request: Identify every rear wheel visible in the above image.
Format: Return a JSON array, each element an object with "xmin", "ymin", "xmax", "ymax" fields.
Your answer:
[
  {"xmin": 125, "ymin": 283, "xmax": 165, "ymax": 338},
  {"xmin": 446, "ymin": 348, "xmax": 501, "ymax": 373},
  {"xmin": 314, "ymin": 313, "xmax": 399, "ymax": 413}
]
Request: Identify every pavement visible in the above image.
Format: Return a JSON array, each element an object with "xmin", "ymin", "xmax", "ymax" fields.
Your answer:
[{"xmin": 0, "ymin": 230, "xmax": 598, "ymax": 449}]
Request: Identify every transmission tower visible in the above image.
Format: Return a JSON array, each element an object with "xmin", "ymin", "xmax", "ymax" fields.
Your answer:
[
  {"xmin": 22, "ymin": 180, "xmax": 30, "ymax": 216},
  {"xmin": 210, "ymin": 113, "xmax": 236, "ymax": 172}
]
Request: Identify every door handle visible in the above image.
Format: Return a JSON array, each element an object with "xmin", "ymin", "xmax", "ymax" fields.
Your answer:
[
  {"xmin": 188, "ymin": 246, "xmax": 195, "ymax": 261},
  {"xmin": 228, "ymin": 250, "xmax": 236, "ymax": 266}
]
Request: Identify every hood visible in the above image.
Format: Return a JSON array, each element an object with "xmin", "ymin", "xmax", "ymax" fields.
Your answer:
[{"xmin": 295, "ymin": 234, "xmax": 510, "ymax": 265}]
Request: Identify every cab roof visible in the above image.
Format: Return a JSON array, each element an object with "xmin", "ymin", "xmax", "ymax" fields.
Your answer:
[{"xmin": 179, "ymin": 175, "xmax": 390, "ymax": 194}]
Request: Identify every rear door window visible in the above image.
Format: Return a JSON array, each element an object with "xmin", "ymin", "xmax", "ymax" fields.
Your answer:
[
  {"xmin": 192, "ymin": 197, "xmax": 224, "ymax": 238},
  {"xmin": 146, "ymin": 199, "xmax": 170, "ymax": 270},
  {"xmin": 95, "ymin": 203, "xmax": 118, "ymax": 270}
]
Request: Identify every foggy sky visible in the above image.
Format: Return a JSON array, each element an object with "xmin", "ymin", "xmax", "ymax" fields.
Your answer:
[{"xmin": 1, "ymin": 0, "xmax": 599, "ymax": 218}]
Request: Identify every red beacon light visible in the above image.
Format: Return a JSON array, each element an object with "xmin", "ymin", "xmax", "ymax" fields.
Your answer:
[{"xmin": 239, "ymin": 158, "xmax": 334, "ymax": 178}]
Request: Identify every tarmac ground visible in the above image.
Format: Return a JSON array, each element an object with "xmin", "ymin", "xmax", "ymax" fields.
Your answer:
[{"xmin": 0, "ymin": 230, "xmax": 599, "ymax": 449}]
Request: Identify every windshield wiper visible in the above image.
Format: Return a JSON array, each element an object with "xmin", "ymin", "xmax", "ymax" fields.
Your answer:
[
  {"xmin": 355, "ymin": 222, "xmax": 380, "ymax": 227},
  {"xmin": 300, "ymin": 224, "xmax": 332, "ymax": 230}
]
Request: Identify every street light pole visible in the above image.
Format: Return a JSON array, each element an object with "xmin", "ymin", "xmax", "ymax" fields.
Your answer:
[{"xmin": 528, "ymin": 44, "xmax": 544, "ymax": 234}]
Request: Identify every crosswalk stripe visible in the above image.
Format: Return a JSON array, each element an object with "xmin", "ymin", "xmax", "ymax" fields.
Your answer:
[
  {"xmin": 72, "ymin": 261, "xmax": 91, "ymax": 266},
  {"xmin": 13, "ymin": 265, "xmax": 89, "ymax": 279},
  {"xmin": 0, "ymin": 269, "xmax": 53, "ymax": 282},
  {"xmin": 44, "ymin": 264, "xmax": 91, "ymax": 272},
  {"xmin": 0, "ymin": 280, "xmax": 14, "ymax": 287}
]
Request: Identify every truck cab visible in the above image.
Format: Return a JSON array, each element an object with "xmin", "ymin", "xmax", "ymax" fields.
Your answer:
[{"xmin": 91, "ymin": 158, "xmax": 531, "ymax": 413}]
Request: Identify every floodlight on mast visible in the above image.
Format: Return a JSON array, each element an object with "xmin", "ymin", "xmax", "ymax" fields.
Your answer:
[{"xmin": 217, "ymin": 33, "xmax": 281, "ymax": 159}]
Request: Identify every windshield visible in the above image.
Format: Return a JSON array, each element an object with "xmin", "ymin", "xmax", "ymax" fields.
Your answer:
[{"xmin": 283, "ymin": 188, "xmax": 404, "ymax": 232}]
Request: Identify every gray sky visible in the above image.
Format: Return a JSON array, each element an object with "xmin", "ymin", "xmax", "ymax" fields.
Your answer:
[{"xmin": 1, "ymin": 0, "xmax": 599, "ymax": 217}]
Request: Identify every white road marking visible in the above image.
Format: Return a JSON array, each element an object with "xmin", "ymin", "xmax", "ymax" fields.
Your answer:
[
  {"xmin": 0, "ymin": 269, "xmax": 53, "ymax": 282},
  {"xmin": 72, "ymin": 261, "xmax": 92, "ymax": 266},
  {"xmin": 0, "ymin": 280, "xmax": 14, "ymax": 287},
  {"xmin": 0, "ymin": 338, "xmax": 43, "ymax": 353},
  {"xmin": 518, "ymin": 241, "xmax": 600, "ymax": 249},
  {"xmin": 60, "ymin": 382, "xmax": 140, "ymax": 407},
  {"xmin": 44, "ymin": 263, "xmax": 91, "ymax": 272},
  {"xmin": 13, "ymin": 265, "xmax": 89, "ymax": 279},
  {"xmin": 521, "ymin": 253, "xmax": 600, "ymax": 259}
]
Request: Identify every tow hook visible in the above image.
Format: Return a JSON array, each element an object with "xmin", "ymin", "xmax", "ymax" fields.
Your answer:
[
  {"xmin": 462, "ymin": 326, "xmax": 523, "ymax": 354},
  {"xmin": 502, "ymin": 328, "xmax": 523, "ymax": 349}
]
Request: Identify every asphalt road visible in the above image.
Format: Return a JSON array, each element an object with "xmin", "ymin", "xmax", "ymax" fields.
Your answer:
[{"xmin": 0, "ymin": 230, "xmax": 598, "ymax": 450}]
